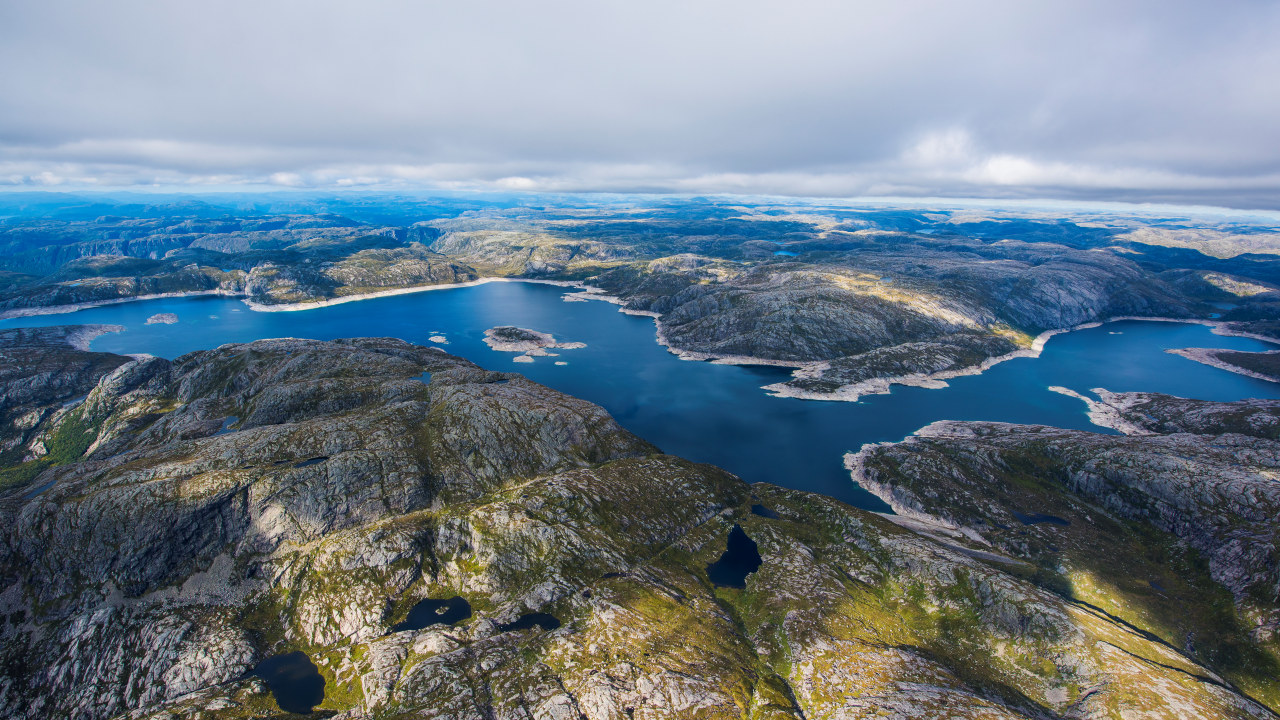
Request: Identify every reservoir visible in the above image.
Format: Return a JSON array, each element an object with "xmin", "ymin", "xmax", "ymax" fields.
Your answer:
[{"xmin": 3, "ymin": 281, "xmax": 1277, "ymax": 510}]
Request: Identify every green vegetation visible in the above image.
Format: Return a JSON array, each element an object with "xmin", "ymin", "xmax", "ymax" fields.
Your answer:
[{"xmin": 0, "ymin": 408, "xmax": 99, "ymax": 491}]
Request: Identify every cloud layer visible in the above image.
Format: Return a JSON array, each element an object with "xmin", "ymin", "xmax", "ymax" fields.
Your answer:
[{"xmin": 2, "ymin": 1, "xmax": 1278, "ymax": 207}]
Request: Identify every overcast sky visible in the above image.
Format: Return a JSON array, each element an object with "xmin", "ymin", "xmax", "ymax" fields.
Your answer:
[{"xmin": 2, "ymin": 1, "xmax": 1278, "ymax": 208}]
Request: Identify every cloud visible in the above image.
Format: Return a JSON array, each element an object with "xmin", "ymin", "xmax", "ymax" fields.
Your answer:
[{"xmin": 1, "ymin": 1, "xmax": 1278, "ymax": 207}]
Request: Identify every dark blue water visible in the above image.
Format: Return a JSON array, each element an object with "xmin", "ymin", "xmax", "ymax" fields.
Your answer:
[
  {"xmin": 391, "ymin": 596, "xmax": 472, "ymax": 632},
  {"xmin": 251, "ymin": 651, "xmax": 325, "ymax": 714},
  {"xmin": 706, "ymin": 524, "xmax": 763, "ymax": 588},
  {"xmin": 498, "ymin": 612, "xmax": 562, "ymax": 632},
  {"xmin": 4, "ymin": 282, "xmax": 1278, "ymax": 510}
]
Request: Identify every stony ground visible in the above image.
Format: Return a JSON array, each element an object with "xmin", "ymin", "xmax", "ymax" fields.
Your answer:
[
  {"xmin": 0, "ymin": 332, "xmax": 1274, "ymax": 719},
  {"xmin": 849, "ymin": 395, "xmax": 1280, "ymax": 712}
]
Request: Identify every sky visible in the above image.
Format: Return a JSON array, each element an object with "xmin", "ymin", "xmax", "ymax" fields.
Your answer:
[{"xmin": 2, "ymin": 1, "xmax": 1279, "ymax": 209}]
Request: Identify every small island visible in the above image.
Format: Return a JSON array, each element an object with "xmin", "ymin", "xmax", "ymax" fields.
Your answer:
[
  {"xmin": 144, "ymin": 313, "xmax": 179, "ymax": 325},
  {"xmin": 482, "ymin": 326, "xmax": 586, "ymax": 363}
]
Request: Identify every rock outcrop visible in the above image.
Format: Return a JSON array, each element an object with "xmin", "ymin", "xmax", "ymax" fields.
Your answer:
[
  {"xmin": 0, "ymin": 334, "xmax": 1274, "ymax": 718},
  {"xmin": 0, "ymin": 325, "xmax": 129, "ymax": 489},
  {"xmin": 848, "ymin": 401, "xmax": 1280, "ymax": 709}
]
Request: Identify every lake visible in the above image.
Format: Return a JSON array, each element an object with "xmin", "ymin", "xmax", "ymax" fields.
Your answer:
[{"xmin": 4, "ymin": 281, "xmax": 1278, "ymax": 510}]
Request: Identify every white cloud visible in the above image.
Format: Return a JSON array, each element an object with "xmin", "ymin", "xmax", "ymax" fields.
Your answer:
[
  {"xmin": 495, "ymin": 176, "xmax": 539, "ymax": 190},
  {"xmin": 904, "ymin": 129, "xmax": 976, "ymax": 168},
  {"xmin": 0, "ymin": 0, "xmax": 1278, "ymax": 207},
  {"xmin": 268, "ymin": 172, "xmax": 304, "ymax": 187}
]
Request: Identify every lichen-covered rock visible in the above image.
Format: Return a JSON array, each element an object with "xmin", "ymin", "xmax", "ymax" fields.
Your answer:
[
  {"xmin": 0, "ymin": 325, "xmax": 129, "ymax": 488},
  {"xmin": 1085, "ymin": 389, "xmax": 1280, "ymax": 438},
  {"xmin": 0, "ymin": 334, "xmax": 1274, "ymax": 719},
  {"xmin": 849, "ymin": 411, "xmax": 1280, "ymax": 709}
]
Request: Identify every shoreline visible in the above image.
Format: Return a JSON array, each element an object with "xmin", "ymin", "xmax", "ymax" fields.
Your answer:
[
  {"xmin": 1167, "ymin": 347, "xmax": 1280, "ymax": 384},
  {"xmin": 760, "ymin": 315, "xmax": 1280, "ymax": 403},
  {"xmin": 242, "ymin": 277, "xmax": 587, "ymax": 312},
  {"xmin": 759, "ymin": 323, "xmax": 1085, "ymax": 402},
  {"xmin": 0, "ymin": 290, "xmax": 238, "ymax": 320},
  {"xmin": 1046, "ymin": 386, "xmax": 1152, "ymax": 435},
  {"xmin": 9, "ymin": 278, "xmax": 1277, "ymax": 403},
  {"xmin": 565, "ymin": 287, "xmax": 814, "ymax": 368},
  {"xmin": 67, "ymin": 324, "xmax": 127, "ymax": 351},
  {"xmin": 0, "ymin": 278, "xmax": 596, "ymax": 320}
]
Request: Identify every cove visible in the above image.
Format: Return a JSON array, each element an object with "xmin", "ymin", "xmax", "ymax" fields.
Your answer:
[{"xmin": 4, "ymin": 281, "xmax": 1278, "ymax": 512}]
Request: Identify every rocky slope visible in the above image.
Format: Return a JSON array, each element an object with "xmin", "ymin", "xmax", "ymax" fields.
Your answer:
[
  {"xmin": 425, "ymin": 215, "xmax": 1206, "ymax": 396},
  {"xmin": 848, "ymin": 398, "xmax": 1280, "ymax": 709},
  {"xmin": 0, "ymin": 325, "xmax": 130, "ymax": 490},
  {"xmin": 1169, "ymin": 348, "xmax": 1280, "ymax": 384},
  {"xmin": 0, "ymin": 218, "xmax": 478, "ymax": 315},
  {"xmin": 0, "ymin": 335, "xmax": 1274, "ymax": 718}
]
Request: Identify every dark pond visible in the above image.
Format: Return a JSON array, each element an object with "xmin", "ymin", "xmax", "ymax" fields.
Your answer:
[
  {"xmin": 391, "ymin": 596, "xmax": 472, "ymax": 632},
  {"xmin": 498, "ymin": 612, "xmax": 562, "ymax": 632},
  {"xmin": 21, "ymin": 478, "xmax": 58, "ymax": 500},
  {"xmin": 706, "ymin": 524, "xmax": 763, "ymax": 588},
  {"xmin": 1012, "ymin": 511, "xmax": 1071, "ymax": 526},
  {"xmin": 214, "ymin": 416, "xmax": 239, "ymax": 435},
  {"xmin": 251, "ymin": 651, "xmax": 325, "ymax": 715}
]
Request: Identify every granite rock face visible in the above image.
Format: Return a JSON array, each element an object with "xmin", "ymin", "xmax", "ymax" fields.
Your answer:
[
  {"xmin": 0, "ymin": 325, "xmax": 129, "ymax": 488},
  {"xmin": 0, "ymin": 335, "xmax": 1274, "ymax": 719},
  {"xmin": 1088, "ymin": 390, "xmax": 1280, "ymax": 438},
  {"xmin": 0, "ymin": 217, "xmax": 478, "ymax": 314},
  {"xmin": 849, "ymin": 402, "xmax": 1280, "ymax": 709}
]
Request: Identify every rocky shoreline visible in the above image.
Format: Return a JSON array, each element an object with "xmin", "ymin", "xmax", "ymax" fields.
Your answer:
[
  {"xmin": 1169, "ymin": 347, "xmax": 1280, "ymax": 383},
  {"xmin": 0, "ymin": 289, "xmax": 239, "ymax": 320},
  {"xmin": 239, "ymin": 277, "xmax": 582, "ymax": 312},
  {"xmin": 6, "ymin": 275, "xmax": 1275, "ymax": 406}
]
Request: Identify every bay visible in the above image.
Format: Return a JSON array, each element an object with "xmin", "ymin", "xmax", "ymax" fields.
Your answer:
[{"xmin": 4, "ymin": 281, "xmax": 1277, "ymax": 510}]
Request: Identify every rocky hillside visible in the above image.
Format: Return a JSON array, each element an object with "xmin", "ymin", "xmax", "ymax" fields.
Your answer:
[
  {"xmin": 426, "ymin": 215, "xmax": 1208, "ymax": 396},
  {"xmin": 848, "ymin": 397, "xmax": 1280, "ymax": 710},
  {"xmin": 0, "ymin": 334, "xmax": 1274, "ymax": 718},
  {"xmin": 0, "ymin": 325, "xmax": 130, "ymax": 490},
  {"xmin": 1084, "ymin": 389, "xmax": 1280, "ymax": 437},
  {"xmin": 0, "ymin": 217, "xmax": 478, "ymax": 315}
]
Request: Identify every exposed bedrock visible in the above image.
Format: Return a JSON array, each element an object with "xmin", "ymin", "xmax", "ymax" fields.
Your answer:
[{"xmin": 0, "ymin": 334, "xmax": 1273, "ymax": 718}]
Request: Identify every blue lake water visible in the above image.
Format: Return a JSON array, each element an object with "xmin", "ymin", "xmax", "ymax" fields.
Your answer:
[{"xmin": 4, "ymin": 281, "xmax": 1278, "ymax": 511}]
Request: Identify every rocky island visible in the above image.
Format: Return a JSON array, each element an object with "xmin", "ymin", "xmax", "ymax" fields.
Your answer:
[
  {"xmin": 482, "ymin": 326, "xmax": 586, "ymax": 363},
  {"xmin": 3, "ymin": 195, "xmax": 1277, "ymax": 397},
  {"xmin": 0, "ymin": 329, "xmax": 1276, "ymax": 718}
]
